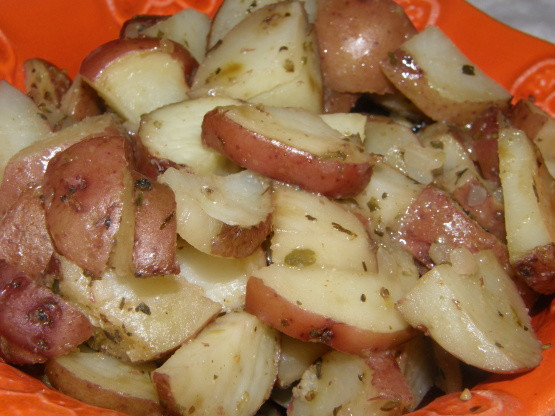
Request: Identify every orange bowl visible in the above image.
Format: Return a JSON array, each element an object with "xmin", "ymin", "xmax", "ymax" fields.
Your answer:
[{"xmin": 0, "ymin": 1, "xmax": 554, "ymax": 415}]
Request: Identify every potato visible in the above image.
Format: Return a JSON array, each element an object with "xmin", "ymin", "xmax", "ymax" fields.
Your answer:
[
  {"xmin": 57, "ymin": 255, "xmax": 221, "ymax": 363},
  {"xmin": 140, "ymin": 8, "xmax": 211, "ymax": 63},
  {"xmin": 381, "ymin": 26, "xmax": 511, "ymax": 125},
  {"xmin": 0, "ymin": 188, "xmax": 54, "ymax": 279},
  {"xmin": 190, "ymin": 1, "xmax": 323, "ymax": 113},
  {"xmin": 0, "ymin": 113, "xmax": 122, "ymax": 218},
  {"xmin": 0, "ymin": 260, "xmax": 92, "ymax": 365},
  {"xmin": 289, "ymin": 349, "xmax": 412, "ymax": 416},
  {"xmin": 498, "ymin": 128, "xmax": 555, "ymax": 294},
  {"xmin": 246, "ymin": 261, "xmax": 417, "ymax": 356},
  {"xmin": 0, "ymin": 81, "xmax": 50, "ymax": 183},
  {"xmin": 201, "ymin": 104, "xmax": 375, "ymax": 198},
  {"xmin": 80, "ymin": 37, "xmax": 197, "ymax": 130},
  {"xmin": 315, "ymin": 0, "xmax": 417, "ymax": 95},
  {"xmin": 510, "ymin": 98, "xmax": 555, "ymax": 180},
  {"xmin": 152, "ymin": 311, "xmax": 280, "ymax": 416},
  {"xmin": 138, "ymin": 96, "xmax": 242, "ymax": 175},
  {"xmin": 45, "ymin": 348, "xmax": 163, "ymax": 416},
  {"xmin": 119, "ymin": 14, "xmax": 168, "ymax": 39},
  {"xmin": 159, "ymin": 167, "xmax": 272, "ymax": 258},
  {"xmin": 396, "ymin": 250, "xmax": 543, "ymax": 373},
  {"xmin": 59, "ymin": 75, "xmax": 104, "ymax": 122},
  {"xmin": 132, "ymin": 172, "xmax": 179, "ymax": 277},
  {"xmin": 42, "ymin": 134, "xmax": 135, "ymax": 278},
  {"xmin": 24, "ymin": 58, "xmax": 72, "ymax": 129}
]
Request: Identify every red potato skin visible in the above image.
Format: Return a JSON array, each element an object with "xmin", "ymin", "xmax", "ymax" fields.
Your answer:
[
  {"xmin": 0, "ymin": 123, "xmax": 123, "ymax": 218},
  {"xmin": 0, "ymin": 188, "xmax": 54, "ymax": 279},
  {"xmin": 45, "ymin": 359, "xmax": 165, "ymax": 416},
  {"xmin": 132, "ymin": 172, "xmax": 180, "ymax": 277},
  {"xmin": 315, "ymin": 0, "xmax": 417, "ymax": 95},
  {"xmin": 366, "ymin": 351, "xmax": 414, "ymax": 408},
  {"xmin": 60, "ymin": 75, "xmax": 104, "ymax": 122},
  {"xmin": 201, "ymin": 108, "xmax": 374, "ymax": 199},
  {"xmin": 151, "ymin": 372, "xmax": 181, "ymax": 416},
  {"xmin": 119, "ymin": 14, "xmax": 169, "ymax": 39},
  {"xmin": 24, "ymin": 58, "xmax": 72, "ymax": 110},
  {"xmin": 211, "ymin": 214, "xmax": 272, "ymax": 258},
  {"xmin": 42, "ymin": 135, "xmax": 134, "ymax": 277},
  {"xmin": 513, "ymin": 243, "xmax": 555, "ymax": 295},
  {"xmin": 245, "ymin": 276, "xmax": 416, "ymax": 356},
  {"xmin": 397, "ymin": 185, "xmax": 537, "ymax": 306},
  {"xmin": 0, "ymin": 261, "xmax": 92, "ymax": 365},
  {"xmin": 80, "ymin": 37, "xmax": 198, "ymax": 87}
]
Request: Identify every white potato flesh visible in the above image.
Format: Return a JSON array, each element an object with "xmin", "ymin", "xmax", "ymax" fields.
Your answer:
[
  {"xmin": 190, "ymin": 1, "xmax": 322, "ymax": 112},
  {"xmin": 320, "ymin": 112, "xmax": 367, "ymax": 142},
  {"xmin": 142, "ymin": 8, "xmax": 210, "ymax": 63},
  {"xmin": 401, "ymin": 26, "xmax": 509, "ymax": 103},
  {"xmin": 152, "ymin": 311, "xmax": 280, "ymax": 416},
  {"xmin": 354, "ymin": 162, "xmax": 423, "ymax": 233},
  {"xmin": 0, "ymin": 80, "xmax": 50, "ymax": 181},
  {"xmin": 177, "ymin": 243, "xmax": 266, "ymax": 312},
  {"xmin": 277, "ymin": 335, "xmax": 329, "ymax": 388},
  {"xmin": 46, "ymin": 349, "xmax": 161, "ymax": 415},
  {"xmin": 271, "ymin": 185, "xmax": 377, "ymax": 273},
  {"xmin": 364, "ymin": 117, "xmax": 444, "ymax": 184},
  {"xmin": 94, "ymin": 50, "xmax": 189, "ymax": 129},
  {"xmin": 225, "ymin": 104, "xmax": 368, "ymax": 163},
  {"xmin": 160, "ymin": 168, "xmax": 272, "ymax": 227},
  {"xmin": 498, "ymin": 128, "xmax": 554, "ymax": 261},
  {"xmin": 289, "ymin": 350, "xmax": 402, "ymax": 416},
  {"xmin": 254, "ymin": 263, "xmax": 413, "ymax": 335},
  {"xmin": 139, "ymin": 97, "xmax": 241, "ymax": 174},
  {"xmin": 57, "ymin": 255, "xmax": 221, "ymax": 362},
  {"xmin": 396, "ymin": 250, "xmax": 542, "ymax": 373}
]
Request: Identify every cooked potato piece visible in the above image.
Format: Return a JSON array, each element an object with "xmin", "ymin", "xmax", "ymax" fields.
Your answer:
[
  {"xmin": 0, "ymin": 113, "xmax": 121, "ymax": 218},
  {"xmin": 0, "ymin": 81, "xmax": 50, "ymax": 183},
  {"xmin": 0, "ymin": 261, "xmax": 92, "ymax": 365},
  {"xmin": 0, "ymin": 188, "xmax": 54, "ymax": 279},
  {"xmin": 190, "ymin": 1, "xmax": 323, "ymax": 113},
  {"xmin": 396, "ymin": 250, "xmax": 542, "ymax": 373},
  {"xmin": 498, "ymin": 128, "xmax": 555, "ymax": 293},
  {"xmin": 202, "ymin": 104, "xmax": 375, "ymax": 198},
  {"xmin": 381, "ymin": 26, "xmax": 511, "ymax": 125},
  {"xmin": 60, "ymin": 75, "xmax": 104, "ymax": 122},
  {"xmin": 277, "ymin": 335, "xmax": 329, "ymax": 389},
  {"xmin": 152, "ymin": 311, "xmax": 280, "ymax": 416},
  {"xmin": 80, "ymin": 38, "xmax": 197, "ymax": 130},
  {"xmin": 57, "ymin": 255, "xmax": 221, "ymax": 363},
  {"xmin": 315, "ymin": 0, "xmax": 417, "ymax": 95},
  {"xmin": 132, "ymin": 172, "xmax": 179, "ymax": 277},
  {"xmin": 289, "ymin": 349, "xmax": 412, "ymax": 416},
  {"xmin": 159, "ymin": 167, "xmax": 272, "ymax": 258},
  {"xmin": 141, "ymin": 8, "xmax": 210, "ymax": 63},
  {"xmin": 320, "ymin": 112, "xmax": 367, "ymax": 142},
  {"xmin": 45, "ymin": 349, "xmax": 163, "ymax": 416},
  {"xmin": 138, "ymin": 97, "xmax": 242, "ymax": 175},
  {"xmin": 246, "ymin": 261, "xmax": 417, "ymax": 356},
  {"xmin": 270, "ymin": 185, "xmax": 377, "ymax": 273},
  {"xmin": 43, "ymin": 135, "xmax": 135, "ymax": 278}
]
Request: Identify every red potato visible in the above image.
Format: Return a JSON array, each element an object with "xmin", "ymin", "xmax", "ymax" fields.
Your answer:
[
  {"xmin": 42, "ymin": 134, "xmax": 135, "ymax": 278},
  {"xmin": 0, "ymin": 113, "xmax": 123, "ymax": 218},
  {"xmin": 119, "ymin": 14, "xmax": 168, "ymax": 39},
  {"xmin": 246, "ymin": 265, "xmax": 417, "ymax": 357},
  {"xmin": 202, "ymin": 104, "xmax": 375, "ymax": 198},
  {"xmin": 24, "ymin": 58, "xmax": 72, "ymax": 130},
  {"xmin": 45, "ymin": 349, "xmax": 163, "ymax": 416},
  {"xmin": 132, "ymin": 172, "xmax": 179, "ymax": 277},
  {"xmin": 0, "ymin": 188, "xmax": 54, "ymax": 279},
  {"xmin": 80, "ymin": 37, "xmax": 197, "ymax": 130},
  {"xmin": 380, "ymin": 26, "xmax": 511, "ymax": 125},
  {"xmin": 0, "ymin": 261, "xmax": 92, "ymax": 365},
  {"xmin": 315, "ymin": 0, "xmax": 417, "ymax": 95},
  {"xmin": 60, "ymin": 75, "xmax": 104, "ymax": 122}
]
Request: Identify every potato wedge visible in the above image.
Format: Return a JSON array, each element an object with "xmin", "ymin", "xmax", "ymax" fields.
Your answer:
[
  {"xmin": 0, "ymin": 261, "xmax": 92, "ymax": 365},
  {"xmin": 380, "ymin": 26, "xmax": 511, "ymax": 125},
  {"xmin": 42, "ymin": 134, "xmax": 135, "ymax": 278},
  {"xmin": 202, "ymin": 104, "xmax": 374, "ymax": 198},
  {"xmin": 152, "ymin": 311, "xmax": 280, "ymax": 416},
  {"xmin": 396, "ymin": 250, "xmax": 542, "ymax": 373},
  {"xmin": 45, "ymin": 349, "xmax": 163, "ymax": 416},
  {"xmin": 56, "ymin": 255, "xmax": 221, "ymax": 363}
]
